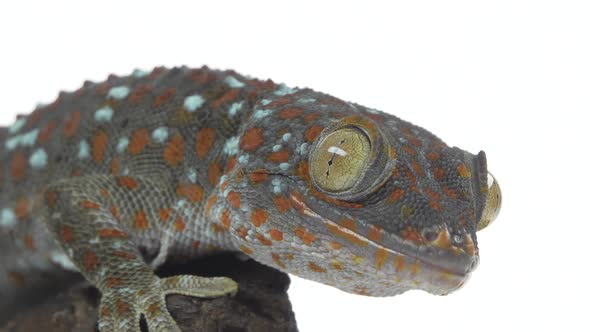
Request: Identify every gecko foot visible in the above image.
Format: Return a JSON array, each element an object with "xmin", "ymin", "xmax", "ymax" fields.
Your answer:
[{"xmin": 97, "ymin": 275, "xmax": 238, "ymax": 332}]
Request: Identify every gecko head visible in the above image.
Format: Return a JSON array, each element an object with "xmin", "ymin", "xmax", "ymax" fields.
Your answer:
[{"xmin": 228, "ymin": 87, "xmax": 500, "ymax": 297}]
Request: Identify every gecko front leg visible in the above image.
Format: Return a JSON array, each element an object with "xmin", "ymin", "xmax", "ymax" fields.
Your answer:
[{"xmin": 42, "ymin": 175, "xmax": 237, "ymax": 332}]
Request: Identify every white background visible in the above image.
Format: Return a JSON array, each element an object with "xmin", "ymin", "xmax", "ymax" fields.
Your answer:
[{"xmin": 1, "ymin": 1, "xmax": 589, "ymax": 331}]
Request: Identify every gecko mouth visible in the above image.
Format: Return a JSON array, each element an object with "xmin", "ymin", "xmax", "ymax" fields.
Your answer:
[
  {"xmin": 254, "ymin": 171, "xmax": 477, "ymax": 293},
  {"xmin": 288, "ymin": 192, "xmax": 478, "ymax": 289}
]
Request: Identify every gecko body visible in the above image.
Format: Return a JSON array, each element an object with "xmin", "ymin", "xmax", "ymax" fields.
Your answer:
[{"xmin": 0, "ymin": 67, "xmax": 501, "ymax": 331}]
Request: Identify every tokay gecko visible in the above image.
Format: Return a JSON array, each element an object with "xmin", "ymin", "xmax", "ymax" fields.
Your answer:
[{"xmin": 0, "ymin": 67, "xmax": 501, "ymax": 331}]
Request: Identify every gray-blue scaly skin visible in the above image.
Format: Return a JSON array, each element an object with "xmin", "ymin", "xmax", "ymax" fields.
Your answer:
[{"xmin": 0, "ymin": 67, "xmax": 495, "ymax": 331}]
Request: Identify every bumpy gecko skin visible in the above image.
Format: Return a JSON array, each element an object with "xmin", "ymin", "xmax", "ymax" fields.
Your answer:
[{"xmin": 0, "ymin": 67, "xmax": 501, "ymax": 331}]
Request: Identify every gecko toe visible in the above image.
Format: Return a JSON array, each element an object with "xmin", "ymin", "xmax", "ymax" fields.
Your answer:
[{"xmin": 160, "ymin": 275, "xmax": 239, "ymax": 297}]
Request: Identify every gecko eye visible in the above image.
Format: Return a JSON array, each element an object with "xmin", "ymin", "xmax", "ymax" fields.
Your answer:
[
  {"xmin": 477, "ymin": 172, "xmax": 502, "ymax": 231},
  {"xmin": 310, "ymin": 127, "xmax": 372, "ymax": 193}
]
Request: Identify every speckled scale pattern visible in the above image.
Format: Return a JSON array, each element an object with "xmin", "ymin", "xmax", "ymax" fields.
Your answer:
[{"xmin": 0, "ymin": 66, "xmax": 489, "ymax": 331}]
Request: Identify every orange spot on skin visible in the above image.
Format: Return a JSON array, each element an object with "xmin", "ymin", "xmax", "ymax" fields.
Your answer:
[
  {"xmin": 208, "ymin": 161, "xmax": 222, "ymax": 186},
  {"xmin": 457, "ymin": 163, "xmax": 471, "ymax": 178},
  {"xmin": 174, "ymin": 216, "xmax": 186, "ymax": 232},
  {"xmin": 45, "ymin": 191, "xmax": 58, "ymax": 207},
  {"xmin": 24, "ymin": 234, "xmax": 35, "ymax": 251},
  {"xmin": 272, "ymin": 253, "xmax": 286, "ymax": 268},
  {"xmin": 411, "ymin": 161, "xmax": 425, "ymax": 177},
  {"xmin": 116, "ymin": 176, "xmax": 138, "ymax": 190},
  {"xmin": 176, "ymin": 184, "xmax": 204, "ymax": 202},
  {"xmin": 115, "ymin": 300, "xmax": 130, "ymax": 314},
  {"xmin": 388, "ymin": 188, "xmax": 405, "ymax": 203},
  {"xmin": 269, "ymin": 229, "xmax": 284, "ymax": 241},
  {"xmin": 98, "ymin": 228, "xmax": 128, "ymax": 239},
  {"xmin": 134, "ymin": 210, "xmax": 149, "ymax": 230},
  {"xmin": 82, "ymin": 251, "xmax": 98, "ymax": 270},
  {"xmin": 154, "ymin": 87, "xmax": 176, "ymax": 107},
  {"xmin": 368, "ymin": 225, "xmax": 383, "ymax": 243},
  {"xmin": 443, "ymin": 186, "xmax": 458, "ymax": 199},
  {"xmin": 295, "ymin": 161, "xmax": 310, "ymax": 180},
  {"xmin": 268, "ymin": 150, "xmax": 290, "ymax": 163},
  {"xmin": 99, "ymin": 189, "xmax": 110, "ymax": 198},
  {"xmin": 113, "ymin": 251, "xmax": 136, "ymax": 260},
  {"xmin": 14, "ymin": 198, "xmax": 29, "ymax": 219},
  {"xmin": 400, "ymin": 228, "xmax": 426, "ymax": 245},
  {"xmin": 227, "ymin": 191, "xmax": 241, "ymax": 208},
  {"xmin": 106, "ymin": 277, "xmax": 123, "ymax": 288},
  {"xmin": 330, "ymin": 241, "xmax": 343, "ymax": 250},
  {"xmin": 158, "ymin": 208, "xmax": 172, "ymax": 223},
  {"xmin": 433, "ymin": 167, "xmax": 445, "ymax": 181},
  {"xmin": 38, "ymin": 121, "xmax": 57, "ymax": 143},
  {"xmin": 192, "ymin": 241, "xmax": 201, "ymax": 249},
  {"xmin": 295, "ymin": 227, "xmax": 316, "ymax": 245},
  {"xmin": 339, "ymin": 218, "xmax": 357, "ymax": 232},
  {"xmin": 425, "ymin": 189, "xmax": 442, "ymax": 211},
  {"xmin": 375, "ymin": 248, "xmax": 389, "ymax": 270},
  {"xmin": 60, "ymin": 226, "xmax": 73, "ymax": 243},
  {"xmin": 248, "ymin": 170, "xmax": 268, "ymax": 184},
  {"xmin": 240, "ymin": 127, "xmax": 264, "ymax": 151},
  {"xmin": 279, "ymin": 108, "xmax": 304, "ymax": 120},
  {"xmin": 80, "ymin": 200, "xmax": 100, "ymax": 209},
  {"xmin": 205, "ymin": 195, "xmax": 217, "ymax": 217},
  {"xmin": 240, "ymin": 245, "xmax": 253, "ymax": 255},
  {"xmin": 303, "ymin": 112, "xmax": 320, "ymax": 123},
  {"xmin": 195, "ymin": 128, "xmax": 215, "ymax": 159},
  {"xmin": 289, "ymin": 191, "xmax": 307, "ymax": 215},
  {"xmin": 211, "ymin": 89, "xmax": 239, "ymax": 108},
  {"xmin": 100, "ymin": 306, "xmax": 111, "ymax": 318},
  {"xmin": 393, "ymin": 255, "xmax": 406, "ymax": 272},
  {"xmin": 309, "ymin": 262, "xmax": 326, "ymax": 273},
  {"xmin": 8, "ymin": 271, "xmax": 25, "ymax": 286},
  {"xmin": 326, "ymin": 224, "xmax": 368, "ymax": 246},
  {"xmin": 251, "ymin": 208, "xmax": 268, "ymax": 227},
  {"xmin": 106, "ymin": 158, "xmax": 119, "ymax": 175},
  {"xmin": 110, "ymin": 207, "xmax": 121, "ymax": 222},
  {"xmin": 10, "ymin": 151, "xmax": 26, "ymax": 181},
  {"xmin": 164, "ymin": 133, "xmax": 185, "ymax": 167},
  {"xmin": 226, "ymin": 157, "xmax": 237, "ymax": 172},
  {"xmin": 304, "ymin": 125, "xmax": 323, "ymax": 142},
  {"xmin": 92, "ymin": 130, "xmax": 109, "ymax": 163},
  {"xmin": 402, "ymin": 145, "xmax": 416, "ymax": 156},
  {"xmin": 146, "ymin": 303, "xmax": 161, "ymax": 316},
  {"xmin": 129, "ymin": 84, "xmax": 151, "ymax": 104},
  {"xmin": 408, "ymin": 136, "xmax": 422, "ymax": 148},
  {"xmin": 331, "ymin": 260, "xmax": 344, "ymax": 271},
  {"xmin": 273, "ymin": 195, "xmax": 291, "ymax": 213},
  {"xmin": 256, "ymin": 233, "xmax": 273, "ymax": 246},
  {"xmin": 128, "ymin": 128, "xmax": 150, "ymax": 155},
  {"xmin": 64, "ymin": 111, "xmax": 81, "ymax": 138},
  {"xmin": 427, "ymin": 151, "xmax": 440, "ymax": 161},
  {"xmin": 221, "ymin": 209, "xmax": 231, "ymax": 230},
  {"xmin": 409, "ymin": 261, "xmax": 421, "ymax": 275}
]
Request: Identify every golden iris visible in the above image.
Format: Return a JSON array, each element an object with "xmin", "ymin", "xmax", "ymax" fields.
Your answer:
[{"xmin": 310, "ymin": 128, "xmax": 371, "ymax": 193}]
